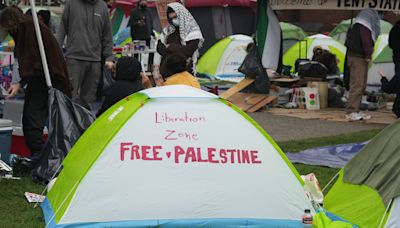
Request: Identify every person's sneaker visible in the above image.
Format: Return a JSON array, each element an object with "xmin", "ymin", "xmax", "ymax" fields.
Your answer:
[
  {"xmin": 360, "ymin": 112, "xmax": 371, "ymax": 120},
  {"xmin": 346, "ymin": 112, "xmax": 363, "ymax": 121}
]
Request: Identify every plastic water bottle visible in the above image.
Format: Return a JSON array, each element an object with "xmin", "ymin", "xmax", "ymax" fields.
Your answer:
[{"xmin": 302, "ymin": 209, "xmax": 313, "ymax": 227}]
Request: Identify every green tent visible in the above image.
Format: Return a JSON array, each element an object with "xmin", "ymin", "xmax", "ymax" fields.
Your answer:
[
  {"xmin": 280, "ymin": 22, "xmax": 308, "ymax": 53},
  {"xmin": 368, "ymin": 34, "xmax": 395, "ymax": 85},
  {"xmin": 283, "ymin": 34, "xmax": 346, "ymax": 73},
  {"xmin": 197, "ymin": 34, "xmax": 252, "ymax": 81},
  {"xmin": 41, "ymin": 85, "xmax": 318, "ymax": 227},
  {"xmin": 325, "ymin": 120, "xmax": 400, "ymax": 227},
  {"xmin": 330, "ymin": 19, "xmax": 393, "ymax": 43},
  {"xmin": 280, "ymin": 22, "xmax": 307, "ymax": 40}
]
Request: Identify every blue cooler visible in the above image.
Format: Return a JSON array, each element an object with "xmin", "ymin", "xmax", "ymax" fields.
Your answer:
[{"xmin": 0, "ymin": 119, "xmax": 13, "ymax": 165}]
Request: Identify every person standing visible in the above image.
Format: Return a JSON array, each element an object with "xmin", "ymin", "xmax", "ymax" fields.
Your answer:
[
  {"xmin": 128, "ymin": 0, "xmax": 153, "ymax": 46},
  {"xmin": 155, "ymin": 2, "xmax": 204, "ymax": 78},
  {"xmin": 57, "ymin": 0, "xmax": 114, "ymax": 110},
  {"xmin": 344, "ymin": 9, "xmax": 380, "ymax": 121},
  {"xmin": 0, "ymin": 6, "xmax": 71, "ymax": 167},
  {"xmin": 389, "ymin": 20, "xmax": 400, "ymax": 75},
  {"xmin": 379, "ymin": 20, "xmax": 400, "ymax": 118},
  {"xmin": 127, "ymin": 0, "xmax": 154, "ymax": 71}
]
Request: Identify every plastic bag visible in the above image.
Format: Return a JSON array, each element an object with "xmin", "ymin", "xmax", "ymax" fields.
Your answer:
[
  {"xmin": 301, "ymin": 173, "xmax": 324, "ymax": 207},
  {"xmin": 298, "ymin": 61, "xmax": 328, "ymax": 80},
  {"xmin": 31, "ymin": 88, "xmax": 95, "ymax": 183},
  {"xmin": 238, "ymin": 44, "xmax": 270, "ymax": 94},
  {"xmin": 97, "ymin": 66, "xmax": 115, "ymax": 99}
]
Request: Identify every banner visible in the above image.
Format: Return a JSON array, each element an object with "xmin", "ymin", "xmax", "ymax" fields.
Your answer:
[
  {"xmin": 269, "ymin": 0, "xmax": 400, "ymax": 11},
  {"xmin": 257, "ymin": 0, "xmax": 282, "ymax": 71}
]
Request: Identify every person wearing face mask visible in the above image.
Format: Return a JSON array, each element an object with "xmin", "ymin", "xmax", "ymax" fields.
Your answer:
[
  {"xmin": 156, "ymin": 2, "xmax": 204, "ymax": 79},
  {"xmin": 56, "ymin": 0, "xmax": 115, "ymax": 110},
  {"xmin": 128, "ymin": 0, "xmax": 154, "ymax": 47}
]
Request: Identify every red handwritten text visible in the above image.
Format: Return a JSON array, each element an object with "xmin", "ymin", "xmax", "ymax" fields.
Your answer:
[
  {"xmin": 174, "ymin": 146, "xmax": 262, "ymax": 164},
  {"xmin": 164, "ymin": 130, "xmax": 199, "ymax": 141},
  {"xmin": 120, "ymin": 142, "xmax": 163, "ymax": 161}
]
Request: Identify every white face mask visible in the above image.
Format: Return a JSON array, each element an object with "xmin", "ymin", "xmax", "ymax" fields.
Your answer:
[{"xmin": 171, "ymin": 18, "xmax": 180, "ymax": 27}]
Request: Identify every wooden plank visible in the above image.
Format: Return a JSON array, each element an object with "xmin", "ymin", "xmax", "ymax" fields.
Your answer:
[
  {"xmin": 220, "ymin": 78, "xmax": 255, "ymax": 99},
  {"xmin": 247, "ymin": 96, "xmax": 277, "ymax": 113},
  {"xmin": 228, "ymin": 93, "xmax": 265, "ymax": 111},
  {"xmin": 227, "ymin": 93, "xmax": 277, "ymax": 113}
]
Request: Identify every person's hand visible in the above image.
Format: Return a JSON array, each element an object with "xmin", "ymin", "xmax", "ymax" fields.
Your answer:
[
  {"xmin": 167, "ymin": 43, "xmax": 181, "ymax": 52},
  {"xmin": 378, "ymin": 71, "xmax": 385, "ymax": 78},
  {"xmin": 141, "ymin": 72, "xmax": 152, "ymax": 88},
  {"xmin": 105, "ymin": 61, "xmax": 115, "ymax": 71},
  {"xmin": 6, "ymin": 83, "xmax": 21, "ymax": 99},
  {"xmin": 138, "ymin": 20, "xmax": 145, "ymax": 26},
  {"xmin": 365, "ymin": 58, "xmax": 371, "ymax": 64}
]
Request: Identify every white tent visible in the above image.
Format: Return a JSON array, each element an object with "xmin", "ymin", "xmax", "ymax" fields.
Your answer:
[
  {"xmin": 197, "ymin": 34, "xmax": 253, "ymax": 82},
  {"xmin": 42, "ymin": 85, "xmax": 314, "ymax": 227}
]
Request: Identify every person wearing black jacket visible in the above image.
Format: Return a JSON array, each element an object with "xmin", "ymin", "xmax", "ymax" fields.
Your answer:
[
  {"xmin": 380, "ymin": 20, "xmax": 400, "ymax": 118},
  {"xmin": 128, "ymin": 0, "xmax": 153, "ymax": 44},
  {"xmin": 389, "ymin": 20, "xmax": 400, "ymax": 75},
  {"xmin": 96, "ymin": 57, "xmax": 144, "ymax": 117}
]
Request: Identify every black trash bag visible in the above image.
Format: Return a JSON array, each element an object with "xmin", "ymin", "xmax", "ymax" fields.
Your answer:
[
  {"xmin": 298, "ymin": 61, "xmax": 328, "ymax": 80},
  {"xmin": 97, "ymin": 66, "xmax": 115, "ymax": 99},
  {"xmin": 238, "ymin": 44, "xmax": 270, "ymax": 94},
  {"xmin": 32, "ymin": 88, "xmax": 95, "ymax": 183}
]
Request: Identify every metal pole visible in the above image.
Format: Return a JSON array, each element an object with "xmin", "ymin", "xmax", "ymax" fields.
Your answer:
[{"xmin": 29, "ymin": 0, "xmax": 52, "ymax": 87}]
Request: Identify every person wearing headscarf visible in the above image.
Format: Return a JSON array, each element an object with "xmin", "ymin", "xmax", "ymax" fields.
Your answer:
[
  {"xmin": 156, "ymin": 2, "xmax": 204, "ymax": 78},
  {"xmin": 389, "ymin": 20, "xmax": 400, "ymax": 75},
  {"xmin": 96, "ymin": 57, "xmax": 144, "ymax": 117},
  {"xmin": 344, "ymin": 9, "xmax": 380, "ymax": 121}
]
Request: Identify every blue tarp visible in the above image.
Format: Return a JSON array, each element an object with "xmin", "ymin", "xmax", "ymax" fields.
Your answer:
[{"xmin": 286, "ymin": 142, "xmax": 368, "ymax": 168}]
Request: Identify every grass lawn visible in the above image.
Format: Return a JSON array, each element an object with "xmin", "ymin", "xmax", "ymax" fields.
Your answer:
[{"xmin": 0, "ymin": 129, "xmax": 382, "ymax": 228}]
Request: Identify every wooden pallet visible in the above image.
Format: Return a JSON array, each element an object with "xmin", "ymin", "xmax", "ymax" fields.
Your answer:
[
  {"xmin": 227, "ymin": 93, "xmax": 277, "ymax": 113},
  {"xmin": 220, "ymin": 78, "xmax": 255, "ymax": 99}
]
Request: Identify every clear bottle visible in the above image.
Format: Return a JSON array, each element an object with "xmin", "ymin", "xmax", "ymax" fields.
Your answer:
[{"xmin": 302, "ymin": 209, "xmax": 313, "ymax": 227}]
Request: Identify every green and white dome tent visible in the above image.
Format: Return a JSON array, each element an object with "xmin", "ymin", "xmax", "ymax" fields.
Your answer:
[
  {"xmin": 330, "ymin": 19, "xmax": 393, "ymax": 44},
  {"xmin": 41, "ymin": 85, "xmax": 316, "ymax": 227},
  {"xmin": 325, "ymin": 119, "xmax": 400, "ymax": 228},
  {"xmin": 368, "ymin": 34, "xmax": 395, "ymax": 85},
  {"xmin": 283, "ymin": 34, "xmax": 346, "ymax": 73},
  {"xmin": 197, "ymin": 34, "xmax": 253, "ymax": 82},
  {"xmin": 280, "ymin": 22, "xmax": 307, "ymax": 53}
]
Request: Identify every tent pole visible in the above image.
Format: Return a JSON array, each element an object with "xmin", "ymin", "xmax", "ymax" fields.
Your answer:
[
  {"xmin": 321, "ymin": 171, "xmax": 339, "ymax": 193},
  {"xmin": 45, "ymin": 180, "xmax": 80, "ymax": 228},
  {"xmin": 28, "ymin": 0, "xmax": 52, "ymax": 88},
  {"xmin": 378, "ymin": 198, "xmax": 393, "ymax": 228}
]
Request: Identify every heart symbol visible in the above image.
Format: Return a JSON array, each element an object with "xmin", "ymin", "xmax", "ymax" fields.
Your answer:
[{"xmin": 166, "ymin": 152, "xmax": 171, "ymax": 159}]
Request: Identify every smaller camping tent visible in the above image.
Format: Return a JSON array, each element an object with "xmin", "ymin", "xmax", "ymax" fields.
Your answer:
[
  {"xmin": 283, "ymin": 34, "xmax": 346, "ymax": 73},
  {"xmin": 42, "ymin": 85, "xmax": 315, "ymax": 227},
  {"xmin": 197, "ymin": 34, "xmax": 253, "ymax": 81},
  {"xmin": 330, "ymin": 19, "xmax": 393, "ymax": 43},
  {"xmin": 368, "ymin": 34, "xmax": 395, "ymax": 85},
  {"xmin": 325, "ymin": 119, "xmax": 400, "ymax": 227},
  {"xmin": 280, "ymin": 22, "xmax": 307, "ymax": 53}
]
